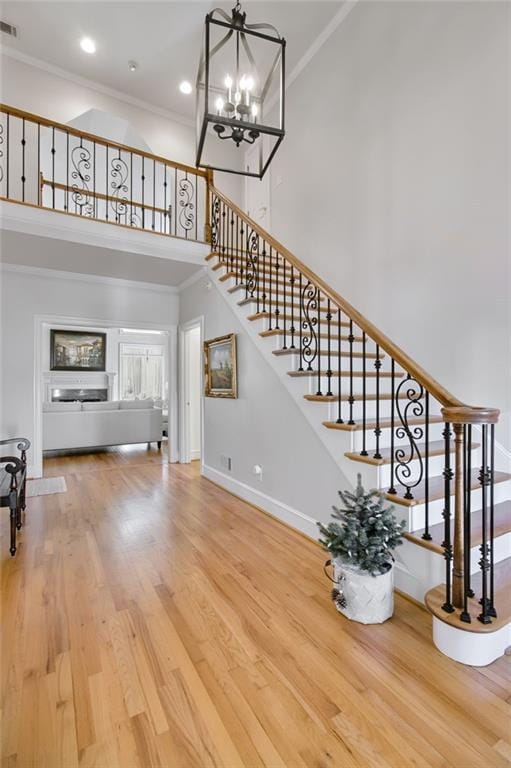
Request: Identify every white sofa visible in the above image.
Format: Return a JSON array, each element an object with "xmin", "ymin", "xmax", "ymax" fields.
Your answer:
[{"xmin": 42, "ymin": 400, "xmax": 163, "ymax": 452}]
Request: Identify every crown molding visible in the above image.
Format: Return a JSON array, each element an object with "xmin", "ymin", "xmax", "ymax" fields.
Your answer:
[
  {"xmin": 177, "ymin": 266, "xmax": 207, "ymax": 293},
  {"xmin": 0, "ymin": 44, "xmax": 195, "ymax": 128},
  {"xmin": 0, "ymin": 262, "xmax": 182, "ymax": 295},
  {"xmin": 267, "ymin": 0, "xmax": 359, "ymax": 112}
]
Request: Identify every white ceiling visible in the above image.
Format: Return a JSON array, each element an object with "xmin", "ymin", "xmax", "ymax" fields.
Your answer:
[
  {"xmin": 1, "ymin": 1, "xmax": 343, "ymax": 121},
  {"xmin": 1, "ymin": 230, "xmax": 202, "ymax": 287}
]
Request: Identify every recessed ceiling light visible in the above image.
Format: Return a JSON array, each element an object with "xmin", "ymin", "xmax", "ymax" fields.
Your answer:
[
  {"xmin": 80, "ymin": 36, "xmax": 96, "ymax": 54},
  {"xmin": 179, "ymin": 80, "xmax": 192, "ymax": 95},
  {"xmin": 128, "ymin": 60, "xmax": 138, "ymax": 72}
]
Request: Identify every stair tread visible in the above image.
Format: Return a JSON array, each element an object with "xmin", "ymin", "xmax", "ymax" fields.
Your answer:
[
  {"xmin": 408, "ymin": 500, "xmax": 511, "ymax": 553},
  {"xmin": 239, "ymin": 298, "xmax": 333, "ymax": 313},
  {"xmin": 274, "ymin": 349, "xmax": 380, "ymax": 359},
  {"xmin": 385, "ymin": 469, "xmax": 511, "ymax": 507},
  {"xmin": 425, "ymin": 556, "xmax": 511, "ymax": 633},
  {"xmin": 323, "ymin": 416, "xmax": 444, "ymax": 432},
  {"xmin": 305, "ymin": 393, "xmax": 399, "ymax": 403},
  {"xmin": 345, "ymin": 440, "xmax": 479, "ymax": 467}
]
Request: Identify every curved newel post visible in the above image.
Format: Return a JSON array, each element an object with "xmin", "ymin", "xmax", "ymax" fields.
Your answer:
[{"xmin": 441, "ymin": 406, "xmax": 500, "ymax": 620}]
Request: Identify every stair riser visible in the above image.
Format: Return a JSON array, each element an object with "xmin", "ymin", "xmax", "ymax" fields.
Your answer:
[
  {"xmin": 275, "ymin": 353, "xmax": 386, "ymax": 372},
  {"xmin": 374, "ymin": 448, "xmax": 481, "ymax": 488},
  {"xmin": 403, "ymin": 479, "xmax": 511, "ymax": 531},
  {"xmin": 351, "ymin": 421, "xmax": 445, "ymax": 452},
  {"xmin": 324, "ymin": 398, "xmax": 418, "ymax": 422}
]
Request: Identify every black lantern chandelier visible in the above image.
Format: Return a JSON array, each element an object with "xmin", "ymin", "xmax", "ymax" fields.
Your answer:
[{"xmin": 196, "ymin": 2, "xmax": 286, "ymax": 178}]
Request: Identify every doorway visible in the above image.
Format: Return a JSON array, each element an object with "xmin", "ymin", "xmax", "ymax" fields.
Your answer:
[{"xmin": 179, "ymin": 318, "xmax": 203, "ymax": 464}]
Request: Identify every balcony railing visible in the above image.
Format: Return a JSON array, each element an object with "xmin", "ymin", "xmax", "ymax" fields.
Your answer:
[{"xmin": 0, "ymin": 104, "xmax": 210, "ymax": 244}]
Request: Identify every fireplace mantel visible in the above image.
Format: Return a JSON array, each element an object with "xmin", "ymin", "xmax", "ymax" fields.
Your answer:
[{"xmin": 42, "ymin": 371, "xmax": 116, "ymax": 401}]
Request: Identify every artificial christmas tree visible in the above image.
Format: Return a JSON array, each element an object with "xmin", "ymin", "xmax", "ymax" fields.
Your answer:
[{"xmin": 319, "ymin": 474, "xmax": 406, "ymax": 624}]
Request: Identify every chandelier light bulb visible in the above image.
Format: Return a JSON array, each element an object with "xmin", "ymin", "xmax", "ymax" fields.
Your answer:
[
  {"xmin": 215, "ymin": 97, "xmax": 224, "ymax": 114},
  {"xmin": 224, "ymin": 75, "xmax": 233, "ymax": 88},
  {"xmin": 245, "ymin": 76, "xmax": 254, "ymax": 91},
  {"xmin": 251, "ymin": 103, "xmax": 258, "ymax": 118}
]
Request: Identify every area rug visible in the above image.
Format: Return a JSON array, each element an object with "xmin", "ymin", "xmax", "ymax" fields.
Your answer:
[{"xmin": 26, "ymin": 476, "xmax": 67, "ymax": 497}]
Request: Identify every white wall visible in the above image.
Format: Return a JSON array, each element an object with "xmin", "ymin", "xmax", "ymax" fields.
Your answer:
[
  {"xmin": 179, "ymin": 273, "xmax": 349, "ymax": 534},
  {"xmin": 0, "ymin": 54, "xmax": 242, "ymax": 204},
  {"xmin": 268, "ymin": 0, "xmax": 511, "ymax": 448},
  {"xmin": 186, "ymin": 325, "xmax": 201, "ymax": 460},
  {"xmin": 0, "ymin": 264, "xmax": 179, "ymax": 473}
]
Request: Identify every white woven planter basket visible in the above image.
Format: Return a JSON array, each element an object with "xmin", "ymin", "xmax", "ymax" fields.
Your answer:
[{"xmin": 332, "ymin": 558, "xmax": 394, "ymax": 624}]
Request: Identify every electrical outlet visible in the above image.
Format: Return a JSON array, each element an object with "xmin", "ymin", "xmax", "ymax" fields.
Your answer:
[
  {"xmin": 253, "ymin": 464, "xmax": 263, "ymax": 482},
  {"xmin": 220, "ymin": 455, "xmax": 232, "ymax": 471}
]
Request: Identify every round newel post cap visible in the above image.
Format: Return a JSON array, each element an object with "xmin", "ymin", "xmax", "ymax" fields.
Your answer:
[{"xmin": 441, "ymin": 406, "xmax": 500, "ymax": 425}]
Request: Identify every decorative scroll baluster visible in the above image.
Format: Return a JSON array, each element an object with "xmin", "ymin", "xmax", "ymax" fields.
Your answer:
[
  {"xmin": 110, "ymin": 151, "xmax": 129, "ymax": 223},
  {"xmin": 71, "ymin": 138, "xmax": 93, "ymax": 216},
  {"xmin": 441, "ymin": 423, "xmax": 455, "ymax": 614},
  {"xmin": 179, "ymin": 173, "xmax": 195, "ymax": 236},
  {"xmin": 301, "ymin": 281, "xmax": 319, "ymax": 374},
  {"xmin": 394, "ymin": 375, "xmax": 425, "ymax": 499}
]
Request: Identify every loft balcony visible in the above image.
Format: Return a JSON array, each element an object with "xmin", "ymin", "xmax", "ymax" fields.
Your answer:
[{"xmin": 0, "ymin": 104, "xmax": 210, "ymax": 264}]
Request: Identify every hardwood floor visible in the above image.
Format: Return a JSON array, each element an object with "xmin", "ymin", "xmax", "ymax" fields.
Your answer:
[{"xmin": 1, "ymin": 445, "xmax": 510, "ymax": 768}]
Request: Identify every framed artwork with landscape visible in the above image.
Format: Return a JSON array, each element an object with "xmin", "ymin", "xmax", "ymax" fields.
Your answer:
[
  {"xmin": 50, "ymin": 329, "xmax": 107, "ymax": 372},
  {"xmin": 204, "ymin": 333, "xmax": 237, "ymax": 398}
]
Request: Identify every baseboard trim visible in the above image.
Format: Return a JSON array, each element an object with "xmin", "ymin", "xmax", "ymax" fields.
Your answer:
[
  {"xmin": 202, "ymin": 464, "xmax": 319, "ymax": 540},
  {"xmin": 190, "ymin": 449, "xmax": 201, "ymax": 461}
]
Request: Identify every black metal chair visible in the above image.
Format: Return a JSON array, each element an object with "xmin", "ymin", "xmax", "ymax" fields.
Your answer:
[{"xmin": 0, "ymin": 438, "xmax": 30, "ymax": 556}]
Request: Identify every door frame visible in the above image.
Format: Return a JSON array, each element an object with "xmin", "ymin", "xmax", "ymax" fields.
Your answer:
[
  {"xmin": 178, "ymin": 315, "xmax": 204, "ymax": 467},
  {"xmin": 33, "ymin": 313, "xmax": 178, "ymax": 478}
]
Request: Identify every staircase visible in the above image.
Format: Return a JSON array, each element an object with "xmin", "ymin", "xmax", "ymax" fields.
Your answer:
[{"xmin": 207, "ymin": 184, "xmax": 511, "ymax": 667}]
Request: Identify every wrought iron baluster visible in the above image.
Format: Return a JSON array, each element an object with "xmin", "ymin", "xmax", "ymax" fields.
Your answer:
[
  {"xmin": 374, "ymin": 345, "xmax": 381, "ymax": 459},
  {"xmin": 489, "ymin": 423, "xmax": 496, "ymax": 617},
  {"xmin": 290, "ymin": 266, "xmax": 295, "ymax": 349},
  {"xmin": 195, "ymin": 173, "xmax": 198, "ymax": 241},
  {"xmin": 164, "ymin": 164, "xmax": 167, "ymax": 234},
  {"xmin": 282, "ymin": 255, "xmax": 287, "ymax": 350},
  {"xmin": 6, "ymin": 113, "xmax": 9, "ymax": 199},
  {"xmin": 460, "ymin": 424, "xmax": 472, "ymax": 623},
  {"xmin": 336, "ymin": 309, "xmax": 343, "ymax": 423},
  {"xmin": 93, "ymin": 143, "xmax": 96, "ymax": 218},
  {"xmin": 21, "ymin": 118, "xmax": 26, "ymax": 202},
  {"xmin": 316, "ymin": 295, "xmax": 322, "ymax": 396},
  {"xmin": 395, "ymin": 375, "xmax": 425, "ymax": 499},
  {"xmin": 360, "ymin": 332, "xmax": 367, "ymax": 445},
  {"xmin": 269, "ymin": 245, "xmax": 274, "ymax": 331},
  {"xmin": 261, "ymin": 245, "xmax": 267, "ymax": 314},
  {"xmin": 51, "ymin": 126, "xmax": 55, "ymax": 209},
  {"xmin": 235, "ymin": 214, "xmax": 240, "ymax": 285},
  {"xmin": 441, "ymin": 423, "xmax": 455, "ymax": 613},
  {"xmin": 423, "ymin": 392, "xmax": 431, "ymax": 539},
  {"xmin": 348, "ymin": 320, "xmax": 355, "ymax": 425},
  {"xmin": 478, "ymin": 425, "xmax": 492, "ymax": 624},
  {"xmin": 105, "ymin": 144, "xmax": 109, "ymax": 220},
  {"xmin": 174, "ymin": 167, "xmax": 177, "ymax": 236},
  {"xmin": 65, "ymin": 131, "xmax": 69, "ymax": 211},
  {"xmin": 222, "ymin": 202, "xmax": 226, "ymax": 262},
  {"xmin": 274, "ymin": 250, "xmax": 280, "ymax": 330},
  {"xmin": 239, "ymin": 220, "xmax": 244, "ymax": 287},
  {"xmin": 230, "ymin": 212, "xmax": 235, "ymax": 275},
  {"xmin": 326, "ymin": 300, "xmax": 332, "ymax": 396},
  {"xmin": 152, "ymin": 159, "xmax": 156, "ymax": 230},
  {"xmin": 387, "ymin": 357, "xmax": 395, "ymax": 487},
  {"xmin": 141, "ymin": 156, "xmax": 145, "ymax": 228},
  {"xmin": 37, "ymin": 123, "xmax": 40, "ymax": 205}
]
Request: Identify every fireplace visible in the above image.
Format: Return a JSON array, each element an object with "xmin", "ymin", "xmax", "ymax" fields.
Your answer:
[{"xmin": 52, "ymin": 388, "xmax": 108, "ymax": 403}]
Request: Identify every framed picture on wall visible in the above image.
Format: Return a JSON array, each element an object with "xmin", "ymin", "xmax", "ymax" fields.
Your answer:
[
  {"xmin": 204, "ymin": 333, "xmax": 237, "ymax": 398},
  {"xmin": 50, "ymin": 329, "xmax": 107, "ymax": 371}
]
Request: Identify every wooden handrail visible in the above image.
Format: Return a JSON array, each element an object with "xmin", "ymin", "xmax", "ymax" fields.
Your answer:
[
  {"xmin": 210, "ymin": 183, "xmax": 496, "ymax": 416},
  {"xmin": 0, "ymin": 103, "xmax": 207, "ymax": 179}
]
